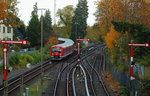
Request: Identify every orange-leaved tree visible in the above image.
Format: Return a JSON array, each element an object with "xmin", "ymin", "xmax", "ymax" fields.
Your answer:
[
  {"xmin": 96, "ymin": 0, "xmax": 126, "ymax": 39},
  {"xmin": 0, "ymin": 0, "xmax": 7, "ymax": 20},
  {"xmin": 95, "ymin": 0, "xmax": 150, "ymax": 40},
  {"xmin": 105, "ymin": 25, "xmax": 120, "ymax": 52},
  {"xmin": 45, "ymin": 36, "xmax": 59, "ymax": 47},
  {"xmin": 135, "ymin": 0, "xmax": 150, "ymax": 27},
  {"xmin": 4, "ymin": 0, "xmax": 20, "ymax": 28}
]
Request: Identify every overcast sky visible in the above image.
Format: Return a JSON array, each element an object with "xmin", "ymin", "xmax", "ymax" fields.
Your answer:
[{"xmin": 17, "ymin": 0, "xmax": 98, "ymax": 26}]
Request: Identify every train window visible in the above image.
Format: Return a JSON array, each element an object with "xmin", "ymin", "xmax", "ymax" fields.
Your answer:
[
  {"xmin": 66, "ymin": 47, "xmax": 68, "ymax": 53},
  {"xmin": 52, "ymin": 47, "xmax": 61, "ymax": 53},
  {"xmin": 69, "ymin": 46, "xmax": 71, "ymax": 52},
  {"xmin": 64, "ymin": 48, "xmax": 66, "ymax": 54}
]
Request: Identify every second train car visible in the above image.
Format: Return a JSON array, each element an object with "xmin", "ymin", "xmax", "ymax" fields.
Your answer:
[{"xmin": 50, "ymin": 38, "xmax": 74, "ymax": 60}]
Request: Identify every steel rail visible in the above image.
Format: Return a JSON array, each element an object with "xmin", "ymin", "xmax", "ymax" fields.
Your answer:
[
  {"xmin": 0, "ymin": 59, "xmax": 56, "ymax": 95},
  {"xmin": 53, "ymin": 58, "xmax": 77, "ymax": 96},
  {"xmin": 72, "ymin": 66, "xmax": 77, "ymax": 96},
  {"xmin": 83, "ymin": 52, "xmax": 98, "ymax": 96},
  {"xmin": 71, "ymin": 46, "xmax": 100, "ymax": 96},
  {"xmin": 85, "ymin": 46, "xmax": 110, "ymax": 96},
  {"xmin": 79, "ymin": 64, "xmax": 90, "ymax": 96},
  {"xmin": 54, "ymin": 44, "xmax": 101, "ymax": 96}
]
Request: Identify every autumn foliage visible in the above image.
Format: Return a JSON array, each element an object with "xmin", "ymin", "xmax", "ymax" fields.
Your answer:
[
  {"xmin": 45, "ymin": 36, "xmax": 59, "ymax": 47},
  {"xmin": 86, "ymin": 25, "xmax": 102, "ymax": 42},
  {"xmin": 105, "ymin": 25, "xmax": 120, "ymax": 51},
  {"xmin": 0, "ymin": 0, "xmax": 20, "ymax": 28},
  {"xmin": 0, "ymin": 0, "xmax": 7, "ymax": 20},
  {"xmin": 96, "ymin": 0, "xmax": 150, "ymax": 39}
]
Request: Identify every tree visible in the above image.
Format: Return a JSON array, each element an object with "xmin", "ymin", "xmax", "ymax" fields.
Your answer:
[
  {"xmin": 109, "ymin": 21, "xmax": 150, "ymax": 69},
  {"xmin": 45, "ymin": 36, "xmax": 59, "ymax": 47},
  {"xmin": 95, "ymin": 0, "xmax": 127, "ymax": 39},
  {"xmin": 13, "ymin": 17, "xmax": 26, "ymax": 40},
  {"xmin": 57, "ymin": 5, "xmax": 74, "ymax": 26},
  {"xmin": 56, "ymin": 5, "xmax": 74, "ymax": 38},
  {"xmin": 26, "ymin": 3, "xmax": 40, "ymax": 47},
  {"xmin": 86, "ymin": 24, "xmax": 102, "ymax": 42},
  {"xmin": 3, "ymin": 0, "xmax": 21, "ymax": 28},
  {"xmin": 95, "ymin": 0, "xmax": 150, "ymax": 40},
  {"xmin": 0, "ymin": 0, "xmax": 7, "ymax": 20},
  {"xmin": 105, "ymin": 25, "xmax": 120, "ymax": 51},
  {"xmin": 112, "ymin": 21, "xmax": 150, "ymax": 58},
  {"xmin": 43, "ymin": 10, "xmax": 52, "ymax": 44},
  {"xmin": 70, "ymin": 0, "xmax": 88, "ymax": 41}
]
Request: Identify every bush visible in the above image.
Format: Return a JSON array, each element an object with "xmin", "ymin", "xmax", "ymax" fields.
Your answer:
[
  {"xmin": 29, "ymin": 52, "xmax": 41, "ymax": 64},
  {"xmin": 119, "ymin": 86, "xmax": 130, "ymax": 96},
  {"xmin": 9, "ymin": 46, "xmax": 50, "ymax": 69},
  {"xmin": 9, "ymin": 53, "xmax": 20, "ymax": 66},
  {"xmin": 139, "ymin": 80, "xmax": 150, "ymax": 96},
  {"xmin": 20, "ymin": 54, "xmax": 34, "ymax": 64},
  {"xmin": 138, "ymin": 56, "xmax": 150, "ymax": 66}
]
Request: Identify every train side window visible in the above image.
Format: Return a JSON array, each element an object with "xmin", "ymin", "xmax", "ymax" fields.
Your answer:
[
  {"xmin": 60, "ymin": 48, "xmax": 62, "ymax": 53},
  {"xmin": 64, "ymin": 48, "xmax": 66, "ymax": 54},
  {"xmin": 71, "ymin": 46, "xmax": 73, "ymax": 51},
  {"xmin": 68, "ymin": 46, "xmax": 70, "ymax": 52},
  {"xmin": 70, "ymin": 46, "xmax": 71, "ymax": 52},
  {"xmin": 65, "ymin": 48, "xmax": 67, "ymax": 54},
  {"xmin": 67, "ymin": 47, "xmax": 69, "ymax": 53},
  {"xmin": 67, "ymin": 47, "xmax": 68, "ymax": 53}
]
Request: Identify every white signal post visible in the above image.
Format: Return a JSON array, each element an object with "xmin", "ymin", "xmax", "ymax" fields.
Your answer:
[
  {"xmin": 128, "ymin": 43, "xmax": 149, "ymax": 80},
  {"xmin": 0, "ymin": 40, "xmax": 27, "ymax": 96},
  {"xmin": 3, "ymin": 45, "xmax": 8, "ymax": 81},
  {"xmin": 76, "ymin": 39, "xmax": 90, "ymax": 61},
  {"xmin": 128, "ymin": 43, "xmax": 149, "ymax": 96},
  {"xmin": 0, "ymin": 40, "xmax": 28, "ymax": 81}
]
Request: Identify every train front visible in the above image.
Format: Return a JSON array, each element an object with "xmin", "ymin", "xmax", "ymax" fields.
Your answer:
[{"xmin": 50, "ymin": 46, "xmax": 64, "ymax": 60}]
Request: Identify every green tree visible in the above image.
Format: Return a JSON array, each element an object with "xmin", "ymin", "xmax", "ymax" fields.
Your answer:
[
  {"xmin": 57, "ymin": 5, "xmax": 74, "ymax": 26},
  {"xmin": 43, "ymin": 10, "xmax": 52, "ymax": 44},
  {"xmin": 111, "ymin": 21, "xmax": 150, "ymax": 67},
  {"xmin": 26, "ymin": 3, "xmax": 40, "ymax": 47},
  {"xmin": 13, "ymin": 17, "xmax": 26, "ymax": 40},
  {"xmin": 86, "ymin": 24, "xmax": 102, "ymax": 43},
  {"xmin": 56, "ymin": 5, "xmax": 74, "ymax": 38},
  {"xmin": 70, "ymin": 0, "xmax": 88, "ymax": 41}
]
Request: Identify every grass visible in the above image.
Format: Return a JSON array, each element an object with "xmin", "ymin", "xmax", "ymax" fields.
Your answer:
[
  {"xmin": 27, "ymin": 77, "xmax": 49, "ymax": 96},
  {"xmin": 14, "ymin": 77, "xmax": 50, "ymax": 96}
]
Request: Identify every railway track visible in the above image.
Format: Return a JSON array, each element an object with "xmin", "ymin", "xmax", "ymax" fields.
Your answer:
[
  {"xmin": 0, "ymin": 59, "xmax": 58, "ymax": 96},
  {"xmin": 46, "ymin": 43, "xmax": 100, "ymax": 96},
  {"xmin": 71, "ymin": 45, "xmax": 110, "ymax": 96},
  {"xmin": 51, "ymin": 43, "xmax": 111, "ymax": 96},
  {"xmin": 0, "ymin": 43, "xmax": 111, "ymax": 96}
]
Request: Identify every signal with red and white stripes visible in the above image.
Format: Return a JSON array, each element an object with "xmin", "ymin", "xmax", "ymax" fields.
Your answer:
[
  {"xmin": 0, "ymin": 40, "xmax": 28, "ymax": 81},
  {"xmin": 128, "ymin": 43, "xmax": 149, "ymax": 47},
  {"xmin": 0, "ymin": 40, "xmax": 27, "ymax": 45},
  {"xmin": 128, "ymin": 43, "xmax": 149, "ymax": 80}
]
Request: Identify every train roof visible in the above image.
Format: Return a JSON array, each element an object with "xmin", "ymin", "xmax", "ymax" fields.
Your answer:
[{"xmin": 52, "ymin": 38, "xmax": 74, "ymax": 48}]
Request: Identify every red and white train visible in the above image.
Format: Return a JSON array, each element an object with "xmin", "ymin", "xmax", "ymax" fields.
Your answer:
[{"xmin": 50, "ymin": 38, "xmax": 74, "ymax": 60}]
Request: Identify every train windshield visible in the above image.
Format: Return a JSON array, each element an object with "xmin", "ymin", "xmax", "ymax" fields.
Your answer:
[{"xmin": 52, "ymin": 47, "xmax": 61, "ymax": 53}]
